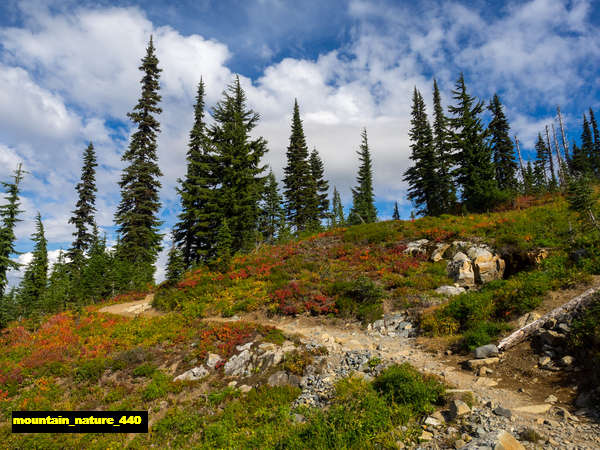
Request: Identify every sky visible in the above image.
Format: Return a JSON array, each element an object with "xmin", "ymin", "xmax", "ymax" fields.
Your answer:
[{"xmin": 0, "ymin": 0, "xmax": 599, "ymax": 284}]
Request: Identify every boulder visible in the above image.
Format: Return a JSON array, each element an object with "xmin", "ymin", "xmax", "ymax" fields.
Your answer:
[
  {"xmin": 448, "ymin": 399, "xmax": 471, "ymax": 419},
  {"xmin": 489, "ymin": 430, "xmax": 525, "ymax": 450},
  {"xmin": 467, "ymin": 357, "xmax": 499, "ymax": 370},
  {"xmin": 560, "ymin": 355, "xmax": 575, "ymax": 367},
  {"xmin": 516, "ymin": 311, "xmax": 540, "ymax": 328},
  {"xmin": 447, "ymin": 252, "xmax": 475, "ymax": 287},
  {"xmin": 435, "ymin": 285, "xmax": 466, "ymax": 296},
  {"xmin": 431, "ymin": 243, "xmax": 450, "ymax": 262},
  {"xmin": 404, "ymin": 239, "xmax": 430, "ymax": 256},
  {"xmin": 174, "ymin": 365, "xmax": 209, "ymax": 381},
  {"xmin": 420, "ymin": 430, "xmax": 434, "ymax": 442},
  {"xmin": 493, "ymin": 406, "xmax": 512, "ymax": 418},
  {"xmin": 239, "ymin": 384, "xmax": 252, "ymax": 393},
  {"xmin": 514, "ymin": 404, "xmax": 552, "ymax": 414},
  {"xmin": 267, "ymin": 371, "xmax": 289, "ymax": 387},
  {"xmin": 474, "ymin": 344, "xmax": 499, "ymax": 359},
  {"xmin": 224, "ymin": 349, "xmax": 252, "ymax": 377},
  {"xmin": 468, "ymin": 247, "xmax": 505, "ymax": 284},
  {"xmin": 206, "ymin": 353, "xmax": 222, "ymax": 369}
]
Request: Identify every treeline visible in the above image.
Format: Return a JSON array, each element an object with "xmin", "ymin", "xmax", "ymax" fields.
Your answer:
[
  {"xmin": 404, "ymin": 74, "xmax": 600, "ymax": 216},
  {"xmin": 0, "ymin": 37, "xmax": 377, "ymax": 326}
]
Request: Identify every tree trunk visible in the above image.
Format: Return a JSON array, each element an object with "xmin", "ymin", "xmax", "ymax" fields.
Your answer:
[
  {"xmin": 552, "ymin": 123, "xmax": 565, "ymax": 185},
  {"xmin": 545, "ymin": 125, "xmax": 557, "ymax": 185},
  {"xmin": 497, "ymin": 286, "xmax": 600, "ymax": 351},
  {"xmin": 514, "ymin": 136, "xmax": 525, "ymax": 180},
  {"xmin": 557, "ymin": 106, "xmax": 570, "ymax": 161}
]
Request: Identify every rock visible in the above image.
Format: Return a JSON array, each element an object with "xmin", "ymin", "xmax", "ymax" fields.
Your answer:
[
  {"xmin": 493, "ymin": 406, "xmax": 512, "ymax": 418},
  {"xmin": 545, "ymin": 394, "xmax": 558, "ymax": 404},
  {"xmin": 288, "ymin": 374, "xmax": 303, "ymax": 387},
  {"xmin": 239, "ymin": 384, "xmax": 252, "ymax": 393},
  {"xmin": 528, "ymin": 248, "xmax": 549, "ymax": 265},
  {"xmin": 447, "ymin": 252, "xmax": 475, "ymax": 287},
  {"xmin": 268, "ymin": 371, "xmax": 289, "ymax": 387},
  {"xmin": 449, "ymin": 399, "xmax": 471, "ymax": 419},
  {"xmin": 454, "ymin": 439, "xmax": 466, "ymax": 449},
  {"xmin": 420, "ymin": 430, "xmax": 434, "ymax": 442},
  {"xmin": 560, "ymin": 355, "xmax": 575, "ymax": 367},
  {"xmin": 431, "ymin": 410, "xmax": 446, "ymax": 423},
  {"xmin": 535, "ymin": 330, "xmax": 567, "ymax": 348},
  {"xmin": 206, "ymin": 353, "xmax": 222, "ymax": 369},
  {"xmin": 474, "ymin": 344, "xmax": 499, "ymax": 359},
  {"xmin": 477, "ymin": 366, "xmax": 494, "ymax": 376},
  {"xmin": 405, "ymin": 239, "xmax": 430, "ymax": 256},
  {"xmin": 474, "ymin": 377, "xmax": 498, "ymax": 387},
  {"xmin": 173, "ymin": 365, "xmax": 209, "ymax": 381},
  {"xmin": 435, "ymin": 285, "xmax": 466, "ymax": 296},
  {"xmin": 557, "ymin": 322, "xmax": 570, "ymax": 333},
  {"xmin": 467, "ymin": 357, "xmax": 500, "ymax": 370},
  {"xmin": 517, "ymin": 311, "xmax": 541, "ymax": 328},
  {"xmin": 431, "ymin": 243, "xmax": 450, "ymax": 262},
  {"xmin": 538, "ymin": 356, "xmax": 552, "ymax": 368},
  {"xmin": 223, "ymin": 349, "xmax": 252, "ymax": 377},
  {"xmin": 470, "ymin": 248, "xmax": 505, "ymax": 284},
  {"xmin": 372, "ymin": 320, "xmax": 385, "ymax": 332},
  {"xmin": 228, "ymin": 380, "xmax": 237, "ymax": 387},
  {"xmin": 236, "ymin": 342, "xmax": 253, "ymax": 352},
  {"xmin": 424, "ymin": 416, "xmax": 441, "ymax": 427},
  {"xmin": 490, "ymin": 430, "xmax": 525, "ymax": 450},
  {"xmin": 514, "ymin": 404, "xmax": 552, "ymax": 414},
  {"xmin": 293, "ymin": 413, "xmax": 305, "ymax": 424}
]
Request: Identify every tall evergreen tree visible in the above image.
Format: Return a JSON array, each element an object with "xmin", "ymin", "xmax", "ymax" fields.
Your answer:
[
  {"xmin": 0, "ymin": 164, "xmax": 24, "ymax": 298},
  {"xmin": 258, "ymin": 170, "xmax": 284, "ymax": 243},
  {"xmin": 522, "ymin": 161, "xmax": 535, "ymax": 195},
  {"xmin": 432, "ymin": 79, "xmax": 456, "ymax": 213},
  {"xmin": 115, "ymin": 36, "xmax": 163, "ymax": 284},
  {"xmin": 165, "ymin": 234, "xmax": 185, "ymax": 283},
  {"xmin": 308, "ymin": 148, "xmax": 329, "ymax": 228},
  {"xmin": 80, "ymin": 225, "xmax": 112, "ymax": 303},
  {"xmin": 174, "ymin": 78, "xmax": 219, "ymax": 266},
  {"xmin": 210, "ymin": 76, "xmax": 268, "ymax": 253},
  {"xmin": 283, "ymin": 100, "xmax": 312, "ymax": 232},
  {"xmin": 533, "ymin": 133, "xmax": 549, "ymax": 192},
  {"xmin": 392, "ymin": 202, "xmax": 400, "ymax": 220},
  {"xmin": 404, "ymin": 88, "xmax": 438, "ymax": 216},
  {"xmin": 488, "ymin": 94, "xmax": 518, "ymax": 193},
  {"xmin": 19, "ymin": 212, "xmax": 48, "ymax": 314},
  {"xmin": 214, "ymin": 218, "xmax": 233, "ymax": 271},
  {"xmin": 43, "ymin": 250, "xmax": 70, "ymax": 313},
  {"xmin": 448, "ymin": 74, "xmax": 500, "ymax": 212},
  {"xmin": 68, "ymin": 142, "xmax": 98, "ymax": 268},
  {"xmin": 331, "ymin": 187, "xmax": 344, "ymax": 227},
  {"xmin": 589, "ymin": 108, "xmax": 600, "ymax": 177},
  {"xmin": 348, "ymin": 128, "xmax": 377, "ymax": 224},
  {"xmin": 579, "ymin": 113, "xmax": 594, "ymax": 175},
  {"xmin": 570, "ymin": 138, "xmax": 590, "ymax": 176}
]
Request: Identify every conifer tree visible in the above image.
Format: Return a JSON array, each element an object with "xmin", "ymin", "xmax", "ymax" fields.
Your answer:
[
  {"xmin": 448, "ymin": 74, "xmax": 500, "ymax": 212},
  {"xmin": 533, "ymin": 133, "xmax": 549, "ymax": 192},
  {"xmin": 579, "ymin": 113, "xmax": 594, "ymax": 175},
  {"xmin": 309, "ymin": 148, "xmax": 329, "ymax": 228},
  {"xmin": 283, "ymin": 100, "xmax": 312, "ymax": 232},
  {"xmin": 43, "ymin": 250, "xmax": 70, "ymax": 313},
  {"xmin": 589, "ymin": 108, "xmax": 600, "ymax": 177},
  {"xmin": 19, "ymin": 212, "xmax": 48, "ymax": 314},
  {"xmin": 68, "ymin": 142, "xmax": 97, "ymax": 268},
  {"xmin": 214, "ymin": 219, "xmax": 233, "ymax": 271},
  {"xmin": 115, "ymin": 36, "xmax": 163, "ymax": 284},
  {"xmin": 80, "ymin": 225, "xmax": 111, "ymax": 303},
  {"xmin": 0, "ymin": 164, "xmax": 24, "ymax": 298},
  {"xmin": 210, "ymin": 76, "xmax": 268, "ymax": 253},
  {"xmin": 570, "ymin": 140, "xmax": 589, "ymax": 176},
  {"xmin": 258, "ymin": 170, "xmax": 284, "ymax": 242},
  {"xmin": 522, "ymin": 162, "xmax": 535, "ymax": 195},
  {"xmin": 403, "ymin": 88, "xmax": 438, "ymax": 216},
  {"xmin": 392, "ymin": 202, "xmax": 400, "ymax": 220},
  {"xmin": 165, "ymin": 234, "xmax": 185, "ymax": 283},
  {"xmin": 488, "ymin": 94, "xmax": 518, "ymax": 193},
  {"xmin": 348, "ymin": 128, "xmax": 377, "ymax": 224},
  {"xmin": 174, "ymin": 78, "xmax": 219, "ymax": 266},
  {"xmin": 432, "ymin": 79, "xmax": 456, "ymax": 212},
  {"xmin": 331, "ymin": 187, "xmax": 344, "ymax": 227},
  {"xmin": 567, "ymin": 173, "xmax": 597, "ymax": 230}
]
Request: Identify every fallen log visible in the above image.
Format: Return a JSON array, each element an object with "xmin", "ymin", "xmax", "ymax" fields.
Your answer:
[{"xmin": 497, "ymin": 286, "xmax": 600, "ymax": 351}]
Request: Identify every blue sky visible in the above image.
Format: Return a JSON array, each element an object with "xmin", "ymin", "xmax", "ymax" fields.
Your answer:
[{"xmin": 0, "ymin": 0, "xmax": 599, "ymax": 282}]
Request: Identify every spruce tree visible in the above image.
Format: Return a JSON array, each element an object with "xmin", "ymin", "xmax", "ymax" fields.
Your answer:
[
  {"xmin": 214, "ymin": 218, "xmax": 233, "ymax": 271},
  {"xmin": 392, "ymin": 202, "xmax": 400, "ymax": 220},
  {"xmin": 533, "ymin": 133, "xmax": 549, "ymax": 192},
  {"xmin": 19, "ymin": 212, "xmax": 48, "ymax": 315},
  {"xmin": 210, "ymin": 76, "xmax": 268, "ymax": 253},
  {"xmin": 165, "ymin": 234, "xmax": 185, "ymax": 283},
  {"xmin": 174, "ymin": 78, "xmax": 220, "ymax": 266},
  {"xmin": 567, "ymin": 173, "xmax": 597, "ymax": 230},
  {"xmin": 448, "ymin": 74, "xmax": 500, "ymax": 212},
  {"xmin": 114, "ymin": 36, "xmax": 163, "ymax": 284},
  {"xmin": 258, "ymin": 170, "xmax": 284, "ymax": 243},
  {"xmin": 331, "ymin": 187, "xmax": 344, "ymax": 227},
  {"xmin": 80, "ymin": 225, "xmax": 111, "ymax": 303},
  {"xmin": 0, "ymin": 164, "xmax": 24, "ymax": 298},
  {"xmin": 283, "ymin": 100, "xmax": 312, "ymax": 232},
  {"xmin": 432, "ymin": 79, "xmax": 456, "ymax": 212},
  {"xmin": 488, "ymin": 94, "xmax": 518, "ymax": 193},
  {"xmin": 348, "ymin": 128, "xmax": 377, "ymax": 224},
  {"xmin": 308, "ymin": 148, "xmax": 329, "ymax": 229},
  {"xmin": 589, "ymin": 108, "xmax": 600, "ymax": 177},
  {"xmin": 43, "ymin": 250, "xmax": 70, "ymax": 313},
  {"xmin": 68, "ymin": 142, "xmax": 97, "ymax": 268},
  {"xmin": 579, "ymin": 113, "xmax": 594, "ymax": 175},
  {"xmin": 403, "ymin": 88, "xmax": 438, "ymax": 216},
  {"xmin": 523, "ymin": 162, "xmax": 535, "ymax": 195},
  {"xmin": 570, "ymin": 140, "xmax": 589, "ymax": 176}
]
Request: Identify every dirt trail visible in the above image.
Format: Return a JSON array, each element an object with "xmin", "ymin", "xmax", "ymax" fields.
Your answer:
[{"xmin": 98, "ymin": 294, "xmax": 161, "ymax": 317}]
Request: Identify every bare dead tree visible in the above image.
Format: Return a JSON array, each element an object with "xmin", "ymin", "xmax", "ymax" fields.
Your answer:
[
  {"xmin": 545, "ymin": 125, "xmax": 557, "ymax": 185},
  {"xmin": 557, "ymin": 106, "xmax": 570, "ymax": 161},
  {"xmin": 552, "ymin": 123, "xmax": 566, "ymax": 185},
  {"xmin": 514, "ymin": 135, "xmax": 525, "ymax": 180}
]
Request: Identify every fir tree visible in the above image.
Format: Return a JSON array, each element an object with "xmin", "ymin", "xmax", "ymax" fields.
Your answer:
[
  {"xmin": 68, "ymin": 142, "xmax": 97, "ymax": 268},
  {"xmin": 448, "ymin": 74, "xmax": 500, "ymax": 212},
  {"xmin": 331, "ymin": 187, "xmax": 344, "ymax": 227},
  {"xmin": 432, "ymin": 79, "xmax": 456, "ymax": 213},
  {"xmin": 210, "ymin": 76, "xmax": 268, "ymax": 253},
  {"xmin": 214, "ymin": 218, "xmax": 233, "ymax": 271},
  {"xmin": 19, "ymin": 212, "xmax": 48, "ymax": 314},
  {"xmin": 567, "ymin": 173, "xmax": 597, "ymax": 230},
  {"xmin": 283, "ymin": 100, "xmax": 312, "ymax": 232},
  {"xmin": 309, "ymin": 148, "xmax": 329, "ymax": 228},
  {"xmin": 533, "ymin": 133, "xmax": 549, "ymax": 192},
  {"xmin": 174, "ymin": 78, "xmax": 219, "ymax": 266},
  {"xmin": 522, "ymin": 162, "xmax": 535, "ymax": 195},
  {"xmin": 589, "ymin": 108, "xmax": 600, "ymax": 177},
  {"xmin": 392, "ymin": 202, "xmax": 400, "ymax": 220},
  {"xmin": 258, "ymin": 170, "xmax": 284, "ymax": 243},
  {"xmin": 579, "ymin": 113, "xmax": 594, "ymax": 175},
  {"xmin": 43, "ymin": 250, "xmax": 71, "ymax": 313},
  {"xmin": 403, "ymin": 88, "xmax": 438, "ymax": 216},
  {"xmin": 348, "ymin": 128, "xmax": 377, "ymax": 224},
  {"xmin": 165, "ymin": 234, "xmax": 185, "ymax": 283},
  {"xmin": 570, "ymin": 140, "xmax": 589, "ymax": 176},
  {"xmin": 488, "ymin": 94, "xmax": 518, "ymax": 193},
  {"xmin": 80, "ymin": 225, "xmax": 112, "ymax": 303},
  {"xmin": 0, "ymin": 164, "xmax": 24, "ymax": 298},
  {"xmin": 115, "ymin": 36, "xmax": 163, "ymax": 284}
]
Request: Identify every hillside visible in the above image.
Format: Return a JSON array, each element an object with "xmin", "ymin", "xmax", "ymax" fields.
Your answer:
[{"xmin": 2, "ymin": 195, "xmax": 600, "ymax": 449}]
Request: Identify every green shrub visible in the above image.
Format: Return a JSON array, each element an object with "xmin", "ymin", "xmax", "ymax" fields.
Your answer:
[
  {"xmin": 330, "ymin": 276, "xmax": 384, "ymax": 323},
  {"xmin": 132, "ymin": 362, "xmax": 156, "ymax": 378},
  {"xmin": 569, "ymin": 296, "xmax": 600, "ymax": 386},
  {"xmin": 142, "ymin": 371, "xmax": 177, "ymax": 401},
  {"xmin": 460, "ymin": 321, "xmax": 509, "ymax": 351},
  {"xmin": 342, "ymin": 222, "xmax": 398, "ymax": 244},
  {"xmin": 110, "ymin": 347, "xmax": 149, "ymax": 371},
  {"xmin": 73, "ymin": 358, "xmax": 106, "ymax": 383}
]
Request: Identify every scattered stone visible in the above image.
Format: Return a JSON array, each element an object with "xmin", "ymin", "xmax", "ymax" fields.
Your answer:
[
  {"xmin": 293, "ymin": 413, "xmax": 305, "ymax": 424},
  {"xmin": 405, "ymin": 239, "xmax": 429, "ymax": 256},
  {"xmin": 436, "ymin": 285, "xmax": 466, "ymax": 296},
  {"xmin": 431, "ymin": 243, "xmax": 450, "ymax": 262},
  {"xmin": 268, "ymin": 371, "xmax": 290, "ymax": 387},
  {"xmin": 424, "ymin": 416, "xmax": 441, "ymax": 427},
  {"xmin": 239, "ymin": 384, "xmax": 252, "ymax": 393},
  {"xmin": 454, "ymin": 439, "xmax": 466, "ymax": 448},
  {"xmin": 224, "ymin": 349, "xmax": 252, "ymax": 377},
  {"xmin": 545, "ymin": 394, "xmax": 558, "ymax": 404},
  {"xmin": 467, "ymin": 357, "xmax": 499, "ymax": 370},
  {"xmin": 473, "ymin": 377, "xmax": 498, "ymax": 388},
  {"xmin": 447, "ymin": 252, "xmax": 475, "ymax": 287},
  {"xmin": 206, "ymin": 353, "xmax": 222, "ymax": 369},
  {"xmin": 236, "ymin": 342, "xmax": 253, "ymax": 352},
  {"xmin": 173, "ymin": 365, "xmax": 209, "ymax": 381},
  {"xmin": 560, "ymin": 355, "xmax": 575, "ymax": 367},
  {"xmin": 490, "ymin": 430, "xmax": 525, "ymax": 450},
  {"xmin": 449, "ymin": 399, "xmax": 471, "ymax": 420},
  {"xmin": 493, "ymin": 406, "xmax": 512, "ymax": 418},
  {"xmin": 420, "ymin": 430, "xmax": 433, "ymax": 442},
  {"xmin": 474, "ymin": 344, "xmax": 499, "ymax": 359},
  {"xmin": 228, "ymin": 381, "xmax": 237, "ymax": 387},
  {"xmin": 431, "ymin": 410, "xmax": 446, "ymax": 423}
]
